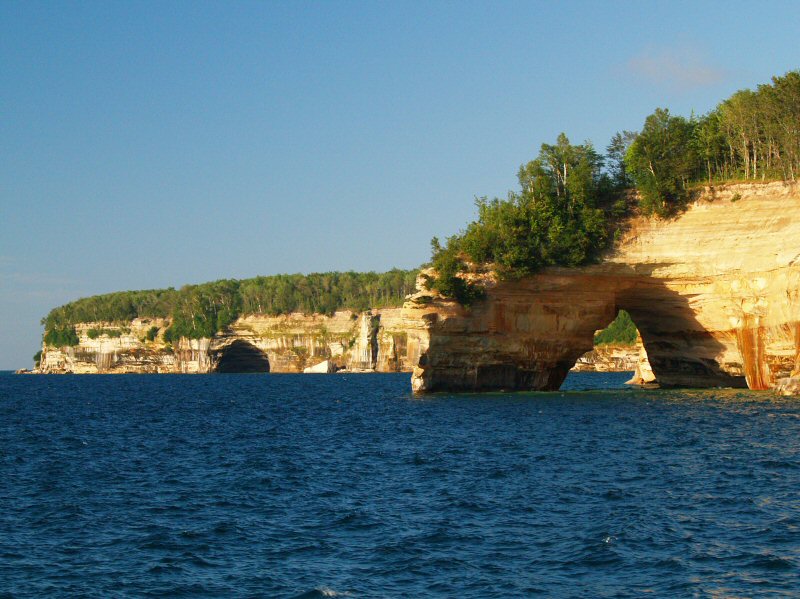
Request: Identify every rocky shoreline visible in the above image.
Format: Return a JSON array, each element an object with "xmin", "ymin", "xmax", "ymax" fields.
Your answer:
[
  {"xmin": 30, "ymin": 310, "xmax": 648, "ymax": 378},
  {"xmin": 30, "ymin": 183, "xmax": 800, "ymax": 396},
  {"xmin": 406, "ymin": 182, "xmax": 800, "ymax": 395}
]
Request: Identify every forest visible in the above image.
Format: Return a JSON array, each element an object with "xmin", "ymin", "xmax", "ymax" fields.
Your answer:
[{"xmin": 42, "ymin": 270, "xmax": 418, "ymax": 343}]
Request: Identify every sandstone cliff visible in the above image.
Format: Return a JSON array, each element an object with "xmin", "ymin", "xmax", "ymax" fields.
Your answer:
[
  {"xmin": 39, "ymin": 309, "xmax": 420, "ymax": 375},
  {"xmin": 405, "ymin": 182, "xmax": 800, "ymax": 393},
  {"xmin": 571, "ymin": 342, "xmax": 641, "ymax": 374}
]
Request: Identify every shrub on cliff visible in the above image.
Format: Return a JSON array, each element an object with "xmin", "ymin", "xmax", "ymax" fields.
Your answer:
[
  {"xmin": 44, "ymin": 326, "xmax": 79, "ymax": 348},
  {"xmin": 87, "ymin": 328, "xmax": 123, "ymax": 339},
  {"xmin": 429, "ymin": 134, "xmax": 618, "ymax": 297}
]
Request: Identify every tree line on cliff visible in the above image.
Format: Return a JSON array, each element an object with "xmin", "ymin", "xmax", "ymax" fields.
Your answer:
[
  {"xmin": 42, "ymin": 270, "xmax": 418, "ymax": 344},
  {"xmin": 428, "ymin": 70, "xmax": 800, "ymax": 302}
]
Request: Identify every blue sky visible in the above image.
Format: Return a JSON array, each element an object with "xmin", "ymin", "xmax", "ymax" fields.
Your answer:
[{"xmin": 1, "ymin": 0, "xmax": 798, "ymax": 368}]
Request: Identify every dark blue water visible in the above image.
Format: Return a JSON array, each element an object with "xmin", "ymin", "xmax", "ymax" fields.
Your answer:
[{"xmin": 1, "ymin": 371, "xmax": 798, "ymax": 597}]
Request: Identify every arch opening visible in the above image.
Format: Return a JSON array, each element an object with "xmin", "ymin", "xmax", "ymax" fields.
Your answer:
[
  {"xmin": 563, "ymin": 309, "xmax": 652, "ymax": 390},
  {"xmin": 214, "ymin": 340, "xmax": 270, "ymax": 373}
]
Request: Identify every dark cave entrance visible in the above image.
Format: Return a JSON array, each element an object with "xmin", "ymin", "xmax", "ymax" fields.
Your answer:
[{"xmin": 214, "ymin": 340, "xmax": 270, "ymax": 373}]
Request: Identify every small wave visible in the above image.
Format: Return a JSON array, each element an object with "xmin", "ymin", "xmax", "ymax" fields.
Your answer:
[
  {"xmin": 751, "ymin": 554, "xmax": 795, "ymax": 571},
  {"xmin": 328, "ymin": 510, "xmax": 379, "ymax": 530},
  {"xmin": 290, "ymin": 587, "xmax": 349, "ymax": 598},
  {"xmin": 602, "ymin": 488, "xmax": 627, "ymax": 500},
  {"xmin": 759, "ymin": 459, "xmax": 799, "ymax": 470}
]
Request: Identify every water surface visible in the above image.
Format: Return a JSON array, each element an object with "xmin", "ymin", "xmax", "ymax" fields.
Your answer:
[{"xmin": 1, "ymin": 372, "xmax": 798, "ymax": 597}]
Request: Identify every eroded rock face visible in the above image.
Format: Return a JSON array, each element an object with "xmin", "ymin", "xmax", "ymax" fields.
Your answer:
[
  {"xmin": 571, "ymin": 343, "xmax": 642, "ymax": 373},
  {"xmin": 407, "ymin": 182, "xmax": 800, "ymax": 392},
  {"xmin": 39, "ymin": 309, "xmax": 420, "ymax": 374}
]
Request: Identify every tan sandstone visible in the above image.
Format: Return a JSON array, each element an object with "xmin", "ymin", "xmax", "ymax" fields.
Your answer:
[{"xmin": 405, "ymin": 182, "xmax": 800, "ymax": 394}]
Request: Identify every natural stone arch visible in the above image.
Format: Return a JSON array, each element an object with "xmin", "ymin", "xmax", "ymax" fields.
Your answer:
[
  {"xmin": 569, "ymin": 309, "xmax": 647, "ymax": 379},
  {"xmin": 614, "ymin": 283, "xmax": 748, "ymax": 389},
  {"xmin": 408, "ymin": 266, "xmax": 767, "ymax": 393},
  {"xmin": 213, "ymin": 340, "xmax": 270, "ymax": 373}
]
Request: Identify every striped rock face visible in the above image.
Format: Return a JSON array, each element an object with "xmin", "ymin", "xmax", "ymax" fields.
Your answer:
[
  {"xmin": 39, "ymin": 310, "xmax": 421, "ymax": 375},
  {"xmin": 405, "ymin": 182, "xmax": 800, "ymax": 393}
]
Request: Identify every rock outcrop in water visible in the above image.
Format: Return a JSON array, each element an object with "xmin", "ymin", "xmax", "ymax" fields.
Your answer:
[{"xmin": 405, "ymin": 182, "xmax": 800, "ymax": 394}]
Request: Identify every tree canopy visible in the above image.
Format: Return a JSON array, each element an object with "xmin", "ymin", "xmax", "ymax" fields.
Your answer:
[
  {"xmin": 428, "ymin": 69, "xmax": 800, "ymax": 300},
  {"xmin": 594, "ymin": 310, "xmax": 638, "ymax": 346},
  {"xmin": 42, "ymin": 270, "xmax": 418, "ymax": 344},
  {"xmin": 428, "ymin": 134, "xmax": 621, "ymax": 301},
  {"xmin": 625, "ymin": 108, "xmax": 698, "ymax": 216}
]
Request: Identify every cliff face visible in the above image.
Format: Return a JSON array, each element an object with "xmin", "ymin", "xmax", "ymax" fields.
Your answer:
[
  {"xmin": 571, "ymin": 342, "xmax": 642, "ymax": 373},
  {"xmin": 40, "ymin": 309, "xmax": 421, "ymax": 374},
  {"xmin": 407, "ymin": 182, "xmax": 800, "ymax": 393}
]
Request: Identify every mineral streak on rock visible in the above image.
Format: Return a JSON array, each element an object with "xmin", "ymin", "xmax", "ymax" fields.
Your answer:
[
  {"xmin": 406, "ymin": 182, "xmax": 800, "ymax": 393},
  {"xmin": 39, "ymin": 309, "xmax": 421, "ymax": 375}
]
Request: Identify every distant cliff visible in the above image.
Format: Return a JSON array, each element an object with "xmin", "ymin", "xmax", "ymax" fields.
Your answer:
[
  {"xmin": 36, "ymin": 270, "xmax": 422, "ymax": 374},
  {"xmin": 38, "ymin": 309, "xmax": 422, "ymax": 374},
  {"xmin": 405, "ymin": 182, "xmax": 800, "ymax": 394}
]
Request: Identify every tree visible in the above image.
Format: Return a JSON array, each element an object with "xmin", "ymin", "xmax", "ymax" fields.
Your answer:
[
  {"xmin": 626, "ymin": 108, "xmax": 698, "ymax": 216},
  {"xmin": 606, "ymin": 130, "xmax": 638, "ymax": 188}
]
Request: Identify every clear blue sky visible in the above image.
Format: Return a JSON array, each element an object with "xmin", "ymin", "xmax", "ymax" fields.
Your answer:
[{"xmin": 1, "ymin": 1, "xmax": 798, "ymax": 368}]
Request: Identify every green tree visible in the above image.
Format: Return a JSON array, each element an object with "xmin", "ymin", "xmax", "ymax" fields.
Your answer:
[
  {"xmin": 594, "ymin": 310, "xmax": 638, "ymax": 345},
  {"xmin": 626, "ymin": 108, "xmax": 698, "ymax": 216},
  {"xmin": 43, "ymin": 326, "xmax": 79, "ymax": 347},
  {"xmin": 606, "ymin": 130, "xmax": 638, "ymax": 187},
  {"xmin": 430, "ymin": 134, "xmax": 616, "ymax": 298}
]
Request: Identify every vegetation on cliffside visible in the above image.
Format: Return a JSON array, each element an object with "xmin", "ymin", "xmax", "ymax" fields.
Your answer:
[
  {"xmin": 42, "ymin": 270, "xmax": 418, "ymax": 344},
  {"xmin": 594, "ymin": 310, "xmax": 638, "ymax": 346},
  {"xmin": 43, "ymin": 326, "xmax": 80, "ymax": 348},
  {"xmin": 429, "ymin": 70, "xmax": 800, "ymax": 299},
  {"xmin": 428, "ymin": 133, "xmax": 627, "ymax": 304}
]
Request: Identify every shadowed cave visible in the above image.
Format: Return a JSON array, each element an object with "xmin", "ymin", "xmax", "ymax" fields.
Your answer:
[{"xmin": 214, "ymin": 340, "xmax": 270, "ymax": 373}]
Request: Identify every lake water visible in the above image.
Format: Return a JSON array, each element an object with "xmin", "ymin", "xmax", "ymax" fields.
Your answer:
[{"xmin": 1, "ymin": 371, "xmax": 798, "ymax": 597}]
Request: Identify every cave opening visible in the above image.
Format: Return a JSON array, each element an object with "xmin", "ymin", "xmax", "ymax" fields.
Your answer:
[
  {"xmin": 562, "ymin": 309, "xmax": 651, "ymax": 390},
  {"xmin": 214, "ymin": 340, "xmax": 270, "ymax": 373}
]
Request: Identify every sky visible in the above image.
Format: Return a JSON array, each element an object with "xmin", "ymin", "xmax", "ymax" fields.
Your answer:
[{"xmin": 1, "ymin": 0, "xmax": 798, "ymax": 368}]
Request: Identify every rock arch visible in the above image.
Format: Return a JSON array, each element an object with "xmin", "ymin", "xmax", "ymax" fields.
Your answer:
[
  {"xmin": 407, "ymin": 183, "xmax": 800, "ymax": 393},
  {"xmin": 570, "ymin": 310, "xmax": 646, "ymax": 378},
  {"xmin": 213, "ymin": 340, "xmax": 270, "ymax": 373}
]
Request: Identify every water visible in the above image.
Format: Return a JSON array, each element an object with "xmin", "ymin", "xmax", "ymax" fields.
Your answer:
[{"xmin": 1, "ymin": 371, "xmax": 798, "ymax": 597}]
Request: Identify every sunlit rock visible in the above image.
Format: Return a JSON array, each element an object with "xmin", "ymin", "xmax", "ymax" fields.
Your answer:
[{"xmin": 406, "ymin": 182, "xmax": 800, "ymax": 393}]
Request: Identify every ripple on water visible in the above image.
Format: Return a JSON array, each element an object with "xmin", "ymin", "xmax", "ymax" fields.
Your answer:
[{"xmin": 0, "ymin": 371, "xmax": 799, "ymax": 597}]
